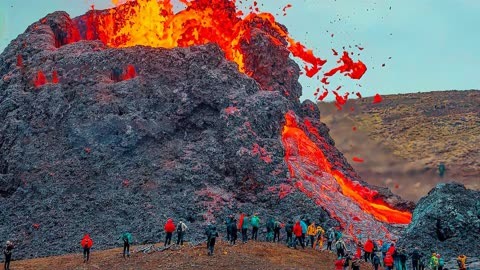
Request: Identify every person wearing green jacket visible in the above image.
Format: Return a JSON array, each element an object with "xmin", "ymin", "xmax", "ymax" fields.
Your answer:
[
  {"xmin": 241, "ymin": 214, "xmax": 250, "ymax": 243},
  {"xmin": 251, "ymin": 213, "xmax": 260, "ymax": 241},
  {"xmin": 119, "ymin": 232, "xmax": 133, "ymax": 258}
]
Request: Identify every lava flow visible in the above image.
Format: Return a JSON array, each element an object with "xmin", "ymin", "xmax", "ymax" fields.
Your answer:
[{"xmin": 282, "ymin": 111, "xmax": 411, "ymax": 236}]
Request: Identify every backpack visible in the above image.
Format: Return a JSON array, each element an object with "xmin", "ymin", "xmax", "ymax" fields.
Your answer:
[
  {"xmin": 439, "ymin": 258, "xmax": 444, "ymax": 267},
  {"xmin": 274, "ymin": 221, "xmax": 281, "ymax": 230},
  {"xmin": 335, "ymin": 241, "xmax": 344, "ymax": 250},
  {"xmin": 207, "ymin": 226, "xmax": 218, "ymax": 239}
]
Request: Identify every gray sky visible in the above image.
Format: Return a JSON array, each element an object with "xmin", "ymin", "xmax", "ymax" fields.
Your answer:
[{"xmin": 1, "ymin": 0, "xmax": 478, "ymax": 101}]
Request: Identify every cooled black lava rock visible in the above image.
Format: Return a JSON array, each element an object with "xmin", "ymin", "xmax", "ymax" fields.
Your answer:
[{"xmin": 397, "ymin": 183, "xmax": 480, "ymax": 268}]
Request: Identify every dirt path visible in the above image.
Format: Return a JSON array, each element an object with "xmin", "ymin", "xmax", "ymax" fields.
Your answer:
[{"xmin": 9, "ymin": 241, "xmax": 375, "ymax": 270}]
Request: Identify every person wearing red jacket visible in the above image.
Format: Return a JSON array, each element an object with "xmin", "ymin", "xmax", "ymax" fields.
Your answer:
[
  {"xmin": 164, "ymin": 219, "xmax": 176, "ymax": 246},
  {"xmin": 335, "ymin": 257, "xmax": 345, "ymax": 270},
  {"xmin": 364, "ymin": 239, "xmax": 374, "ymax": 262},
  {"xmin": 293, "ymin": 221, "xmax": 304, "ymax": 249},
  {"xmin": 80, "ymin": 234, "xmax": 93, "ymax": 263},
  {"xmin": 384, "ymin": 252, "xmax": 394, "ymax": 270}
]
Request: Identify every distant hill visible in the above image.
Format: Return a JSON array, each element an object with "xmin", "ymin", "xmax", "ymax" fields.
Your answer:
[{"xmin": 318, "ymin": 90, "xmax": 479, "ymax": 201}]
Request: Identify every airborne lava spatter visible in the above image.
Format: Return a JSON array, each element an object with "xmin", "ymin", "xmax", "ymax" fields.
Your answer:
[{"xmin": 282, "ymin": 111, "xmax": 412, "ymax": 231}]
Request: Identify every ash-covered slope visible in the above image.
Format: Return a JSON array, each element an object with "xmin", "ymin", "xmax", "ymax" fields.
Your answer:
[
  {"xmin": 1, "ymin": 11, "xmax": 409, "ymax": 259},
  {"xmin": 398, "ymin": 183, "xmax": 480, "ymax": 268}
]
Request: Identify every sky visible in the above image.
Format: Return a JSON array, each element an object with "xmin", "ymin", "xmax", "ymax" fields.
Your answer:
[{"xmin": 0, "ymin": 0, "xmax": 479, "ymax": 102}]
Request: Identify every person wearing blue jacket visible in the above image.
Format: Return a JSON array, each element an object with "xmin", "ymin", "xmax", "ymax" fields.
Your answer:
[
  {"xmin": 300, "ymin": 219, "xmax": 308, "ymax": 246},
  {"xmin": 381, "ymin": 241, "xmax": 390, "ymax": 267}
]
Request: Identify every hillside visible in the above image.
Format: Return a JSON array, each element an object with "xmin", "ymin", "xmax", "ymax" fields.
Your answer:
[
  {"xmin": 318, "ymin": 90, "xmax": 479, "ymax": 201},
  {"xmin": 8, "ymin": 241, "xmax": 374, "ymax": 270}
]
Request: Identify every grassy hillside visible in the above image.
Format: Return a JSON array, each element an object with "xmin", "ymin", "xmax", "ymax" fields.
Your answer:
[{"xmin": 318, "ymin": 90, "xmax": 479, "ymax": 201}]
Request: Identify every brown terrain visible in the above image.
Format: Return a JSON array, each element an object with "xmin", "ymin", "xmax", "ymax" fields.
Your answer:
[
  {"xmin": 318, "ymin": 90, "xmax": 479, "ymax": 201},
  {"xmin": 9, "ymin": 241, "xmax": 374, "ymax": 270}
]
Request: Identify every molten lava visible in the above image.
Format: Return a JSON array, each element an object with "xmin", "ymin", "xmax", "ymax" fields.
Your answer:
[{"xmin": 282, "ymin": 111, "xmax": 412, "ymax": 228}]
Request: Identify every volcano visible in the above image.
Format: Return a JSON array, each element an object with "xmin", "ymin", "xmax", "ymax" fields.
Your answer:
[{"xmin": 1, "ymin": 0, "xmax": 412, "ymax": 259}]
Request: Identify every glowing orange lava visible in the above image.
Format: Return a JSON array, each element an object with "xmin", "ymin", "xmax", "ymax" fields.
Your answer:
[{"xmin": 282, "ymin": 111, "xmax": 412, "ymax": 225}]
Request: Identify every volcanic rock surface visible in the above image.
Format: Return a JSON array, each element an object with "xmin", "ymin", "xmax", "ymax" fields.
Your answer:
[
  {"xmin": 1, "ymin": 11, "xmax": 409, "ymax": 258},
  {"xmin": 397, "ymin": 183, "xmax": 480, "ymax": 268}
]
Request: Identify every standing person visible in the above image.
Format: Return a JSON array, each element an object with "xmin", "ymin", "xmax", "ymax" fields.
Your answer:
[
  {"xmin": 205, "ymin": 222, "xmax": 219, "ymax": 256},
  {"xmin": 80, "ymin": 234, "xmax": 93, "ymax": 263},
  {"xmin": 411, "ymin": 247, "xmax": 422, "ymax": 270},
  {"xmin": 373, "ymin": 252, "xmax": 381, "ymax": 270},
  {"xmin": 250, "ymin": 213, "xmax": 260, "ymax": 241},
  {"xmin": 381, "ymin": 241, "xmax": 390, "ymax": 266},
  {"xmin": 314, "ymin": 225, "xmax": 325, "ymax": 250},
  {"xmin": 456, "ymin": 254, "xmax": 467, "ymax": 270},
  {"xmin": 164, "ymin": 219, "xmax": 176, "ymax": 246},
  {"xmin": 292, "ymin": 221, "xmax": 304, "ymax": 249},
  {"xmin": 228, "ymin": 217, "xmax": 238, "ymax": 245},
  {"xmin": 266, "ymin": 217, "xmax": 275, "ymax": 242},
  {"xmin": 225, "ymin": 215, "xmax": 234, "ymax": 242},
  {"xmin": 363, "ymin": 238, "xmax": 374, "ymax": 262},
  {"xmin": 437, "ymin": 253, "xmax": 444, "ymax": 270},
  {"xmin": 399, "ymin": 248, "xmax": 408, "ymax": 270},
  {"xmin": 119, "ymin": 232, "xmax": 132, "ymax": 258},
  {"xmin": 273, "ymin": 220, "xmax": 282, "ymax": 243},
  {"xmin": 438, "ymin": 163, "xmax": 446, "ymax": 177},
  {"xmin": 285, "ymin": 220, "xmax": 294, "ymax": 247},
  {"xmin": 335, "ymin": 238, "xmax": 347, "ymax": 258},
  {"xmin": 429, "ymin": 253, "xmax": 439, "ymax": 270},
  {"xmin": 327, "ymin": 228, "xmax": 335, "ymax": 251},
  {"xmin": 307, "ymin": 222, "xmax": 316, "ymax": 248},
  {"xmin": 241, "ymin": 214, "xmax": 250, "ymax": 243},
  {"xmin": 351, "ymin": 256, "xmax": 361, "ymax": 270},
  {"xmin": 384, "ymin": 252, "xmax": 394, "ymax": 270},
  {"xmin": 3, "ymin": 241, "xmax": 14, "ymax": 270},
  {"xmin": 177, "ymin": 220, "xmax": 188, "ymax": 246},
  {"xmin": 335, "ymin": 256, "xmax": 345, "ymax": 270},
  {"xmin": 300, "ymin": 219, "xmax": 308, "ymax": 246}
]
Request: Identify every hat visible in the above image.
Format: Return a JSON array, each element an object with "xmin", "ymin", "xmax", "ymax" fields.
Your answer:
[{"xmin": 6, "ymin": 241, "xmax": 11, "ymax": 245}]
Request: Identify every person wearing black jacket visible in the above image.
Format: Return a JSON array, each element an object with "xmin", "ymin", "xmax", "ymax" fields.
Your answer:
[
  {"xmin": 411, "ymin": 247, "xmax": 422, "ymax": 270},
  {"xmin": 205, "ymin": 223, "xmax": 219, "ymax": 256},
  {"xmin": 3, "ymin": 241, "xmax": 14, "ymax": 270},
  {"xmin": 227, "ymin": 218, "xmax": 238, "ymax": 245},
  {"xmin": 285, "ymin": 220, "xmax": 294, "ymax": 247}
]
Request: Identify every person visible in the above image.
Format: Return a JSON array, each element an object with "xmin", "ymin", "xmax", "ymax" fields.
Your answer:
[
  {"xmin": 177, "ymin": 220, "xmax": 188, "ymax": 245},
  {"xmin": 437, "ymin": 253, "xmax": 444, "ymax": 270},
  {"xmin": 327, "ymin": 228, "xmax": 335, "ymax": 251},
  {"xmin": 228, "ymin": 217, "xmax": 238, "ymax": 245},
  {"xmin": 205, "ymin": 222, "xmax": 219, "ymax": 256},
  {"xmin": 241, "ymin": 214, "xmax": 250, "ymax": 243},
  {"xmin": 456, "ymin": 254, "xmax": 467, "ymax": 270},
  {"xmin": 438, "ymin": 163, "xmax": 446, "ymax": 177},
  {"xmin": 381, "ymin": 241, "xmax": 390, "ymax": 266},
  {"xmin": 164, "ymin": 218, "xmax": 176, "ymax": 246},
  {"xmin": 343, "ymin": 253, "xmax": 353, "ymax": 270},
  {"xmin": 3, "ymin": 241, "xmax": 14, "ymax": 270},
  {"xmin": 363, "ymin": 238, "xmax": 374, "ymax": 262},
  {"xmin": 411, "ymin": 247, "xmax": 422, "ymax": 270},
  {"xmin": 285, "ymin": 220, "xmax": 294, "ymax": 247},
  {"xmin": 80, "ymin": 234, "xmax": 93, "ymax": 263},
  {"xmin": 225, "ymin": 215, "xmax": 234, "ymax": 241},
  {"xmin": 251, "ymin": 213, "xmax": 260, "ymax": 241},
  {"xmin": 335, "ymin": 256, "xmax": 345, "ymax": 270},
  {"xmin": 373, "ymin": 252, "xmax": 381, "ymax": 270},
  {"xmin": 429, "ymin": 253, "xmax": 439, "ymax": 270},
  {"xmin": 120, "ymin": 232, "xmax": 132, "ymax": 258},
  {"xmin": 273, "ymin": 220, "xmax": 282, "ymax": 243},
  {"xmin": 335, "ymin": 237, "xmax": 346, "ymax": 258},
  {"xmin": 314, "ymin": 225, "xmax": 325, "ymax": 250},
  {"xmin": 293, "ymin": 221, "xmax": 304, "ymax": 249},
  {"xmin": 384, "ymin": 252, "xmax": 394, "ymax": 270},
  {"xmin": 266, "ymin": 217, "xmax": 275, "ymax": 242},
  {"xmin": 351, "ymin": 256, "xmax": 361, "ymax": 270},
  {"xmin": 300, "ymin": 219, "xmax": 308, "ymax": 246},
  {"xmin": 307, "ymin": 222, "xmax": 316, "ymax": 248},
  {"xmin": 399, "ymin": 248, "xmax": 408, "ymax": 270}
]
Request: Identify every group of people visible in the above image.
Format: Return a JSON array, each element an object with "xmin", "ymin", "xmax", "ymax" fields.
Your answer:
[{"xmin": 2, "ymin": 214, "xmax": 471, "ymax": 269}]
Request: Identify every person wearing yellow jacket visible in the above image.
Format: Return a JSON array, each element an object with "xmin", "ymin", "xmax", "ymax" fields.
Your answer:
[
  {"xmin": 314, "ymin": 225, "xmax": 325, "ymax": 250},
  {"xmin": 307, "ymin": 222, "xmax": 317, "ymax": 248}
]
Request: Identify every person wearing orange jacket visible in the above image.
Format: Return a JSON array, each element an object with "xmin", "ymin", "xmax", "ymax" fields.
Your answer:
[
  {"xmin": 384, "ymin": 252, "xmax": 394, "ymax": 270},
  {"xmin": 164, "ymin": 219, "xmax": 176, "ymax": 246},
  {"xmin": 80, "ymin": 234, "xmax": 93, "ymax": 263},
  {"xmin": 364, "ymin": 239, "xmax": 374, "ymax": 262},
  {"xmin": 292, "ymin": 221, "xmax": 304, "ymax": 249}
]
